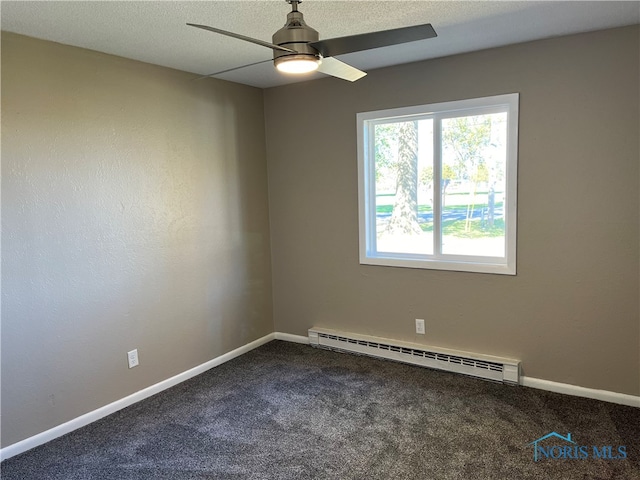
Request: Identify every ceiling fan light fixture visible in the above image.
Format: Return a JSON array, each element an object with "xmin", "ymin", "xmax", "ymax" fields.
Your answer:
[{"xmin": 275, "ymin": 55, "xmax": 320, "ymax": 74}]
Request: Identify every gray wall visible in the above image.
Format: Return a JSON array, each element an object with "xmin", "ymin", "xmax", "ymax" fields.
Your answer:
[
  {"xmin": 264, "ymin": 26, "xmax": 640, "ymax": 396},
  {"xmin": 1, "ymin": 32, "xmax": 273, "ymax": 447}
]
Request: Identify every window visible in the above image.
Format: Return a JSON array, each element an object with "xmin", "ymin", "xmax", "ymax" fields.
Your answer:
[{"xmin": 357, "ymin": 94, "xmax": 518, "ymax": 275}]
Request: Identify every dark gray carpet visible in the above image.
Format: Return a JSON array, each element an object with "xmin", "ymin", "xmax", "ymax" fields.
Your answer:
[{"xmin": 1, "ymin": 340, "xmax": 638, "ymax": 479}]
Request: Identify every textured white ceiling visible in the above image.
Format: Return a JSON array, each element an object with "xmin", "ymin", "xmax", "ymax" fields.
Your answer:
[{"xmin": 2, "ymin": 1, "xmax": 639, "ymax": 88}]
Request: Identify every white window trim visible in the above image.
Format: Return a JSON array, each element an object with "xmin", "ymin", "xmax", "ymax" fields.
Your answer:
[{"xmin": 357, "ymin": 93, "xmax": 519, "ymax": 275}]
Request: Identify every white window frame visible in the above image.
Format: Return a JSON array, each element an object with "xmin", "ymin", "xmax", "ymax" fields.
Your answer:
[{"xmin": 357, "ymin": 93, "xmax": 519, "ymax": 275}]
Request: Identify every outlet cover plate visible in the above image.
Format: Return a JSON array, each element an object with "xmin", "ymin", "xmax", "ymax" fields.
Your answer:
[{"xmin": 127, "ymin": 349, "xmax": 139, "ymax": 368}]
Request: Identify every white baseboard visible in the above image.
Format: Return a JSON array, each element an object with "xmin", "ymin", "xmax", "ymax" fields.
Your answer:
[
  {"xmin": 3, "ymin": 331, "xmax": 637, "ymax": 461},
  {"xmin": 520, "ymin": 376, "xmax": 640, "ymax": 408},
  {"xmin": 0, "ymin": 332, "xmax": 276, "ymax": 461},
  {"xmin": 274, "ymin": 332, "xmax": 308, "ymax": 344}
]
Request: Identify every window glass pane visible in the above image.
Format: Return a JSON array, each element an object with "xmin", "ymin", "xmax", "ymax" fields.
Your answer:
[
  {"xmin": 374, "ymin": 119, "xmax": 433, "ymax": 255},
  {"xmin": 440, "ymin": 113, "xmax": 507, "ymax": 257}
]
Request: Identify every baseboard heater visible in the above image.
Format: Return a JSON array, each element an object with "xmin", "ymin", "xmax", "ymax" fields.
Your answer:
[{"xmin": 308, "ymin": 327, "xmax": 520, "ymax": 384}]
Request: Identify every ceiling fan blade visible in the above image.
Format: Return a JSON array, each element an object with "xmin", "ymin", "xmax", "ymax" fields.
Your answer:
[
  {"xmin": 310, "ymin": 23, "xmax": 437, "ymax": 58},
  {"xmin": 317, "ymin": 57, "xmax": 367, "ymax": 82},
  {"xmin": 187, "ymin": 23, "xmax": 296, "ymax": 53},
  {"xmin": 193, "ymin": 59, "xmax": 273, "ymax": 80}
]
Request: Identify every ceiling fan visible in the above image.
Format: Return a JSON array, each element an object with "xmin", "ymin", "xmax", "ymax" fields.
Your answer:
[{"xmin": 187, "ymin": 0, "xmax": 437, "ymax": 82}]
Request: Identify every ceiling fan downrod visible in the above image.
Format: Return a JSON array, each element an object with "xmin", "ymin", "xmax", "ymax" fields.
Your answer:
[{"xmin": 287, "ymin": 0, "xmax": 301, "ymax": 12}]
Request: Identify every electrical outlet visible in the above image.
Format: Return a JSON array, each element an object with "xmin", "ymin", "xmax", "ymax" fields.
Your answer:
[
  {"xmin": 415, "ymin": 319, "xmax": 425, "ymax": 335},
  {"xmin": 127, "ymin": 349, "xmax": 139, "ymax": 369}
]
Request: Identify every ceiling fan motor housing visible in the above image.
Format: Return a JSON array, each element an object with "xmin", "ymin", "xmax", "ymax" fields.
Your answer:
[{"xmin": 272, "ymin": 8, "xmax": 321, "ymax": 63}]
